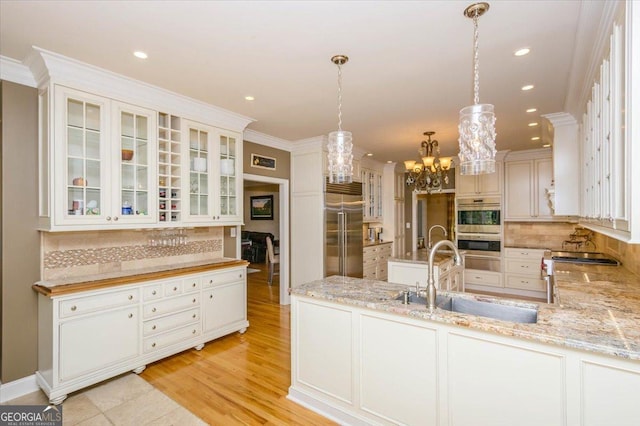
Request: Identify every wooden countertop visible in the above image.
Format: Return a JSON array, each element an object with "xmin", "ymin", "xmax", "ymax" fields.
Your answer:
[{"xmin": 33, "ymin": 258, "xmax": 248, "ymax": 297}]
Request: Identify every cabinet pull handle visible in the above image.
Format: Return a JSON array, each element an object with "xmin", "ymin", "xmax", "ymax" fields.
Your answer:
[
  {"xmin": 152, "ymin": 290, "xmax": 157, "ymax": 296},
  {"xmin": 173, "ymin": 286, "xmax": 178, "ymax": 291},
  {"xmin": 209, "ymin": 279, "xmax": 213, "ymax": 284},
  {"xmin": 192, "ymin": 298, "xmax": 196, "ymax": 303},
  {"xmin": 192, "ymin": 329, "xmax": 197, "ymax": 334},
  {"xmin": 192, "ymin": 314, "xmax": 196, "ymax": 319},
  {"xmin": 152, "ymin": 307, "xmax": 157, "ymax": 313},
  {"xmin": 152, "ymin": 325, "xmax": 156, "ymax": 330},
  {"xmin": 192, "ymin": 282, "xmax": 196, "ymax": 287},
  {"xmin": 70, "ymin": 305, "xmax": 77, "ymax": 311},
  {"xmin": 209, "ymin": 294, "xmax": 213, "ymax": 299},
  {"xmin": 521, "ymin": 265, "xmax": 529, "ymax": 268},
  {"xmin": 239, "ymin": 274, "xmax": 242, "ymax": 278},
  {"xmin": 128, "ymin": 295, "xmax": 133, "ymax": 300},
  {"xmin": 128, "ymin": 313, "xmax": 133, "ymax": 319},
  {"xmin": 152, "ymin": 343, "xmax": 156, "ymax": 348}
]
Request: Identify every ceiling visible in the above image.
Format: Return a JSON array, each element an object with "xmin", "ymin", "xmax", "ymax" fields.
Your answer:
[{"xmin": 0, "ymin": 1, "xmax": 595, "ymax": 163}]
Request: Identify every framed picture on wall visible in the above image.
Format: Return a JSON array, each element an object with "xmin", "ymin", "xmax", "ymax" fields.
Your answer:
[
  {"xmin": 250, "ymin": 195, "xmax": 274, "ymax": 220},
  {"xmin": 251, "ymin": 153, "xmax": 276, "ymax": 170}
]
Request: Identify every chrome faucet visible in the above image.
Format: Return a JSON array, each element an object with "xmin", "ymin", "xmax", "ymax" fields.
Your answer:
[
  {"xmin": 428, "ymin": 225, "xmax": 447, "ymax": 249},
  {"xmin": 427, "ymin": 240, "xmax": 462, "ymax": 311}
]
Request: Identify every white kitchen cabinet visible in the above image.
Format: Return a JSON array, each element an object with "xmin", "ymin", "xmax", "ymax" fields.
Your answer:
[
  {"xmin": 362, "ymin": 168, "xmax": 383, "ymax": 222},
  {"xmin": 504, "ymin": 150, "xmax": 555, "ymax": 221},
  {"xmin": 290, "ymin": 293, "xmax": 640, "ymax": 426},
  {"xmin": 183, "ymin": 121, "xmax": 243, "ymax": 225},
  {"xmin": 362, "ymin": 243, "xmax": 392, "ymax": 281},
  {"xmin": 34, "ymin": 49, "xmax": 253, "ymax": 231},
  {"xmin": 387, "ymin": 256, "xmax": 463, "ymax": 291},
  {"xmin": 503, "ymin": 247, "xmax": 547, "ymax": 296},
  {"xmin": 464, "ymin": 269, "xmax": 502, "ymax": 289},
  {"xmin": 36, "ymin": 264, "xmax": 248, "ymax": 404},
  {"xmin": 455, "ymin": 155, "xmax": 503, "ymax": 197}
]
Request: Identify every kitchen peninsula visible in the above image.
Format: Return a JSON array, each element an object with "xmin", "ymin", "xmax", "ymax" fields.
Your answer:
[{"xmin": 289, "ymin": 263, "xmax": 640, "ymax": 426}]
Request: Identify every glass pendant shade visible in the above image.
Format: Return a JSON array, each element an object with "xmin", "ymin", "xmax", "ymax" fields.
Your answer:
[
  {"xmin": 422, "ymin": 156, "xmax": 435, "ymax": 169},
  {"xmin": 328, "ymin": 130, "xmax": 353, "ymax": 183},
  {"xmin": 458, "ymin": 103, "xmax": 496, "ymax": 175},
  {"xmin": 404, "ymin": 160, "xmax": 416, "ymax": 171}
]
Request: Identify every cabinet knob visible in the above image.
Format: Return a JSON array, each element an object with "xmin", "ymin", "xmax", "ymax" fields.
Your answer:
[
  {"xmin": 128, "ymin": 313, "xmax": 133, "ymax": 319},
  {"xmin": 106, "ymin": 216, "xmax": 112, "ymax": 221},
  {"xmin": 128, "ymin": 295, "xmax": 133, "ymax": 300},
  {"xmin": 152, "ymin": 343, "xmax": 156, "ymax": 348},
  {"xmin": 209, "ymin": 294, "xmax": 213, "ymax": 299},
  {"xmin": 239, "ymin": 274, "xmax": 242, "ymax": 278},
  {"xmin": 192, "ymin": 282, "xmax": 196, "ymax": 288},
  {"xmin": 192, "ymin": 298, "xmax": 196, "ymax": 303},
  {"xmin": 152, "ymin": 290, "xmax": 157, "ymax": 296},
  {"xmin": 192, "ymin": 314, "xmax": 196, "ymax": 319},
  {"xmin": 192, "ymin": 329, "xmax": 197, "ymax": 334},
  {"xmin": 173, "ymin": 286, "xmax": 178, "ymax": 291},
  {"xmin": 113, "ymin": 216, "xmax": 119, "ymax": 221},
  {"xmin": 209, "ymin": 279, "xmax": 213, "ymax": 284},
  {"xmin": 152, "ymin": 307, "xmax": 157, "ymax": 313},
  {"xmin": 70, "ymin": 305, "xmax": 77, "ymax": 311},
  {"xmin": 152, "ymin": 325, "xmax": 157, "ymax": 330}
]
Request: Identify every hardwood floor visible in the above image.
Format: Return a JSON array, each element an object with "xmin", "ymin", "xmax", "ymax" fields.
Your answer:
[{"xmin": 140, "ymin": 264, "xmax": 335, "ymax": 426}]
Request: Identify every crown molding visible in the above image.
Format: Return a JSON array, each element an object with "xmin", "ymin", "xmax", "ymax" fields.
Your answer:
[
  {"xmin": 0, "ymin": 55, "xmax": 37, "ymax": 87},
  {"xmin": 243, "ymin": 129, "xmax": 293, "ymax": 152},
  {"xmin": 291, "ymin": 135, "xmax": 326, "ymax": 153},
  {"xmin": 25, "ymin": 47, "xmax": 255, "ymax": 132}
]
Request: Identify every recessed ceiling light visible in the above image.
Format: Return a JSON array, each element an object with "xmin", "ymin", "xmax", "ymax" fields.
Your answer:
[
  {"xmin": 514, "ymin": 48, "xmax": 530, "ymax": 57},
  {"xmin": 366, "ymin": 153, "xmax": 374, "ymax": 157},
  {"xmin": 521, "ymin": 84, "xmax": 535, "ymax": 91},
  {"xmin": 133, "ymin": 51, "xmax": 148, "ymax": 59},
  {"xmin": 244, "ymin": 96, "xmax": 255, "ymax": 101},
  {"xmin": 386, "ymin": 160, "xmax": 393, "ymax": 164},
  {"xmin": 543, "ymin": 144, "xmax": 551, "ymax": 148},
  {"xmin": 526, "ymin": 108, "xmax": 537, "ymax": 113},
  {"xmin": 531, "ymin": 136, "xmax": 540, "ymax": 141},
  {"xmin": 528, "ymin": 122, "xmax": 539, "ymax": 127}
]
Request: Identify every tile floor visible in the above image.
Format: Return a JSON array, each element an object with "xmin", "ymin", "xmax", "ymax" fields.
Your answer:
[{"xmin": 3, "ymin": 373, "xmax": 206, "ymax": 426}]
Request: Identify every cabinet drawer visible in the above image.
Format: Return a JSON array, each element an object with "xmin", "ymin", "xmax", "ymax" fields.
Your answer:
[
  {"xmin": 505, "ymin": 259, "xmax": 542, "ymax": 276},
  {"xmin": 363, "ymin": 247, "xmax": 378, "ymax": 261},
  {"xmin": 363, "ymin": 265, "xmax": 377, "ymax": 279},
  {"xmin": 163, "ymin": 280, "xmax": 183, "ymax": 296},
  {"xmin": 504, "ymin": 248, "xmax": 546, "ymax": 260},
  {"xmin": 143, "ymin": 323, "xmax": 201, "ymax": 353},
  {"xmin": 142, "ymin": 284, "xmax": 163, "ymax": 301},
  {"xmin": 60, "ymin": 289, "xmax": 139, "ymax": 318},
  {"xmin": 363, "ymin": 257, "xmax": 377, "ymax": 268},
  {"xmin": 378, "ymin": 245, "xmax": 392, "ymax": 257},
  {"xmin": 202, "ymin": 268, "xmax": 245, "ymax": 288},
  {"xmin": 143, "ymin": 293, "xmax": 200, "ymax": 319},
  {"xmin": 439, "ymin": 260, "xmax": 453, "ymax": 275},
  {"xmin": 143, "ymin": 307, "xmax": 200, "ymax": 336},
  {"xmin": 464, "ymin": 270, "xmax": 502, "ymax": 288},
  {"xmin": 183, "ymin": 277, "xmax": 201, "ymax": 292},
  {"xmin": 505, "ymin": 274, "xmax": 546, "ymax": 291}
]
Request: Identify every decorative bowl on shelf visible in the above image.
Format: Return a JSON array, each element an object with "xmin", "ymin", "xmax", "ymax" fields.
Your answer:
[
  {"xmin": 72, "ymin": 177, "xmax": 86, "ymax": 186},
  {"xmin": 122, "ymin": 149, "xmax": 134, "ymax": 161}
]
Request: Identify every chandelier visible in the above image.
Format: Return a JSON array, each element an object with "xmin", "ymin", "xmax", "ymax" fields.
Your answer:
[
  {"xmin": 327, "ymin": 54, "xmax": 354, "ymax": 184},
  {"xmin": 404, "ymin": 131, "xmax": 453, "ymax": 192},
  {"xmin": 458, "ymin": 2, "xmax": 496, "ymax": 175}
]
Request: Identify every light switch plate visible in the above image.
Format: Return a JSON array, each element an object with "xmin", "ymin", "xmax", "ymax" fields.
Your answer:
[{"xmin": 230, "ymin": 227, "xmax": 237, "ymax": 237}]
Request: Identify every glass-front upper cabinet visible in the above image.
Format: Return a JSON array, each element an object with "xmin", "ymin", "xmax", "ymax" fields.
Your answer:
[
  {"xmin": 56, "ymin": 87, "xmax": 109, "ymax": 226},
  {"xmin": 184, "ymin": 120, "xmax": 213, "ymax": 222},
  {"xmin": 113, "ymin": 102, "xmax": 156, "ymax": 224},
  {"xmin": 218, "ymin": 132, "xmax": 239, "ymax": 220}
]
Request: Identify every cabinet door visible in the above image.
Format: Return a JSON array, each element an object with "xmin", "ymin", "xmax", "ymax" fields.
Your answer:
[
  {"xmin": 478, "ymin": 164, "xmax": 502, "ymax": 195},
  {"xmin": 112, "ymin": 102, "xmax": 156, "ymax": 224},
  {"xmin": 505, "ymin": 161, "xmax": 534, "ymax": 220},
  {"xmin": 216, "ymin": 131, "xmax": 242, "ymax": 223},
  {"xmin": 183, "ymin": 121, "xmax": 215, "ymax": 223},
  {"xmin": 55, "ymin": 86, "xmax": 110, "ymax": 226},
  {"xmin": 535, "ymin": 158, "xmax": 553, "ymax": 218},
  {"xmin": 455, "ymin": 171, "xmax": 478, "ymax": 196},
  {"xmin": 59, "ymin": 307, "xmax": 139, "ymax": 381},
  {"xmin": 203, "ymin": 281, "xmax": 246, "ymax": 332}
]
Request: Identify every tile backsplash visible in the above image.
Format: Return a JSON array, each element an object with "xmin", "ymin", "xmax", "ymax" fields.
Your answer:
[
  {"xmin": 42, "ymin": 227, "xmax": 224, "ymax": 280},
  {"xmin": 505, "ymin": 222, "xmax": 639, "ymax": 277}
]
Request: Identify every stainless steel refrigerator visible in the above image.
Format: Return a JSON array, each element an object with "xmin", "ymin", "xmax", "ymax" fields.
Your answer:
[{"xmin": 324, "ymin": 180, "xmax": 363, "ymax": 278}]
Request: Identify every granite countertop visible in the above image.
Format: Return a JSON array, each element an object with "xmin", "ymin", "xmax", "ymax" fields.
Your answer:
[
  {"xmin": 363, "ymin": 240, "xmax": 393, "ymax": 247},
  {"xmin": 291, "ymin": 263, "xmax": 640, "ymax": 361},
  {"xmin": 34, "ymin": 257, "xmax": 248, "ymax": 296},
  {"xmin": 389, "ymin": 249, "xmax": 463, "ymax": 266}
]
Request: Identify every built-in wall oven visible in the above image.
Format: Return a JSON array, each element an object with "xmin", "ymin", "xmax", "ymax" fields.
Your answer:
[{"xmin": 457, "ymin": 197, "xmax": 502, "ymax": 273}]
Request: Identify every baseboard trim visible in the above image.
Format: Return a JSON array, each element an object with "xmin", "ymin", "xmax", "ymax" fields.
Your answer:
[{"xmin": 0, "ymin": 374, "xmax": 39, "ymax": 403}]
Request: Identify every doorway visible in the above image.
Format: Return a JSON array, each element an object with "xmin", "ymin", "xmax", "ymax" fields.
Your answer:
[{"xmin": 243, "ymin": 173, "xmax": 290, "ymax": 305}]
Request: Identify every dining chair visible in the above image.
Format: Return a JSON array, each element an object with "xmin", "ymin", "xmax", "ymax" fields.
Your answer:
[{"xmin": 266, "ymin": 236, "xmax": 280, "ymax": 285}]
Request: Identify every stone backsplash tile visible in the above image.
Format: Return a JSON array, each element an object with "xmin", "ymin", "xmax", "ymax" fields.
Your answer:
[{"xmin": 42, "ymin": 227, "xmax": 224, "ymax": 280}]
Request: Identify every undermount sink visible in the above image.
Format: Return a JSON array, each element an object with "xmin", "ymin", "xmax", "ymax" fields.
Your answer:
[{"xmin": 396, "ymin": 293, "xmax": 538, "ymax": 324}]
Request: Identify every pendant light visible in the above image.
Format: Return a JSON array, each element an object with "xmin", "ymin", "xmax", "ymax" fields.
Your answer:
[
  {"xmin": 327, "ymin": 55, "xmax": 354, "ymax": 184},
  {"xmin": 458, "ymin": 2, "xmax": 496, "ymax": 175}
]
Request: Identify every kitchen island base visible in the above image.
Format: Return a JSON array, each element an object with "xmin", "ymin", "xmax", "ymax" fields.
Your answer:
[{"xmin": 290, "ymin": 295, "xmax": 640, "ymax": 426}]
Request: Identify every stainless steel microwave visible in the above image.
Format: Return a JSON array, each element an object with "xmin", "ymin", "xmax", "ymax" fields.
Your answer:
[{"xmin": 457, "ymin": 197, "xmax": 501, "ymax": 234}]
